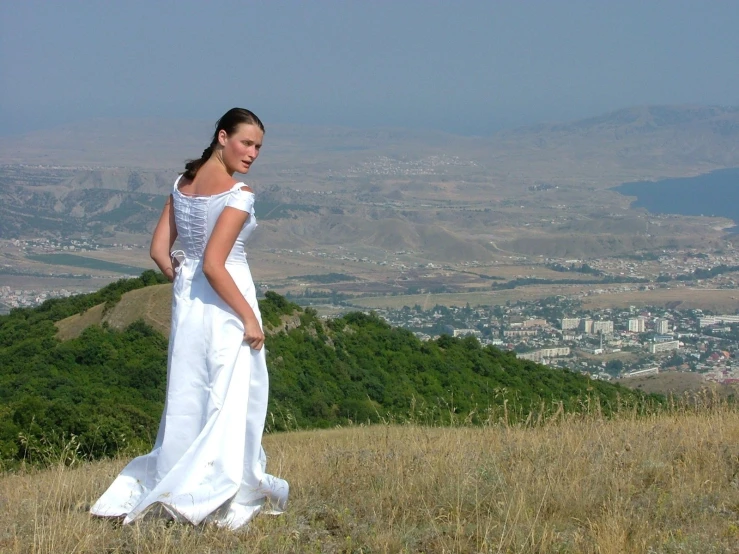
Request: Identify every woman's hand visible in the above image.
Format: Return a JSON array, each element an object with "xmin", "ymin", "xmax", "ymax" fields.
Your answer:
[{"xmin": 243, "ymin": 315, "xmax": 265, "ymax": 350}]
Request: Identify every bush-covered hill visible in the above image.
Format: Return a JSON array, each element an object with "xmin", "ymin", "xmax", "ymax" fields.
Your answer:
[{"xmin": 0, "ymin": 273, "xmax": 660, "ymax": 466}]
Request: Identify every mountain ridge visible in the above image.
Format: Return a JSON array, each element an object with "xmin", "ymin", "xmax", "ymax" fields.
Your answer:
[
  {"xmin": 3, "ymin": 104, "xmax": 738, "ymax": 261},
  {"xmin": 2, "ymin": 104, "xmax": 738, "ymax": 169}
]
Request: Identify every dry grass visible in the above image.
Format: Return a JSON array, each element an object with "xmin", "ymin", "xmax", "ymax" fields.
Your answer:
[
  {"xmin": 54, "ymin": 303, "xmax": 107, "ymax": 341},
  {"xmin": 69, "ymin": 250, "xmax": 157, "ymax": 268},
  {"xmin": 55, "ymin": 284, "xmax": 173, "ymax": 340},
  {"xmin": 348, "ymin": 286, "xmax": 739, "ymax": 313},
  {"xmin": 348, "ymin": 285, "xmax": 608, "ymax": 310},
  {"xmin": 580, "ymin": 288, "xmax": 739, "ymax": 312},
  {"xmin": 618, "ymin": 373, "xmax": 739, "ymax": 400},
  {"xmin": 3, "ymin": 403, "xmax": 739, "ymax": 553}
]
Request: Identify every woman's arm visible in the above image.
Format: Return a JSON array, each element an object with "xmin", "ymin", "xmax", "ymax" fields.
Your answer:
[
  {"xmin": 202, "ymin": 205, "xmax": 264, "ymax": 350},
  {"xmin": 150, "ymin": 195, "xmax": 178, "ymax": 282}
]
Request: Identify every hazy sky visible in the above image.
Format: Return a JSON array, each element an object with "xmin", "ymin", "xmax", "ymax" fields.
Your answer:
[{"xmin": 1, "ymin": 1, "xmax": 738, "ymax": 135}]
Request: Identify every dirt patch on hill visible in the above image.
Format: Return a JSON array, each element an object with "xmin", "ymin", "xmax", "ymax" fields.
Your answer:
[
  {"xmin": 617, "ymin": 371, "xmax": 737, "ymax": 398},
  {"xmin": 55, "ymin": 284, "xmax": 298, "ymax": 340},
  {"xmin": 55, "ymin": 284, "xmax": 173, "ymax": 340}
]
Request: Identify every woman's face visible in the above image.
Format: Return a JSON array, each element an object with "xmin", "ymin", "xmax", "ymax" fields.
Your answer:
[{"xmin": 218, "ymin": 123, "xmax": 263, "ymax": 174}]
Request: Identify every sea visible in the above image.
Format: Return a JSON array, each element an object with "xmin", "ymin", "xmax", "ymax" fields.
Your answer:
[{"xmin": 615, "ymin": 168, "xmax": 739, "ymax": 232}]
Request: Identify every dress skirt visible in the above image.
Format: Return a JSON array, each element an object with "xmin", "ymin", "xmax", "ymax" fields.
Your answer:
[{"xmin": 90, "ymin": 257, "xmax": 289, "ymax": 529}]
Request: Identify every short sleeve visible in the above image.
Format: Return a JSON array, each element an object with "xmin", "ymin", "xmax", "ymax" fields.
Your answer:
[{"xmin": 226, "ymin": 187, "xmax": 255, "ymax": 213}]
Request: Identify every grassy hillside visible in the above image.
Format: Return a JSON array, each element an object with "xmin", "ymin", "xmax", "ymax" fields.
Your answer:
[
  {"xmin": 2, "ymin": 403, "xmax": 739, "ymax": 553},
  {"xmin": 54, "ymin": 284, "xmax": 300, "ymax": 340},
  {"xmin": 0, "ymin": 274, "xmax": 659, "ymax": 466},
  {"xmin": 263, "ymin": 310, "xmax": 657, "ymax": 431},
  {"xmin": 55, "ymin": 283, "xmax": 173, "ymax": 339}
]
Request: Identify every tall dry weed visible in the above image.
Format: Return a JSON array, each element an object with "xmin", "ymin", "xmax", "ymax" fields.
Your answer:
[{"xmin": 2, "ymin": 398, "xmax": 739, "ymax": 553}]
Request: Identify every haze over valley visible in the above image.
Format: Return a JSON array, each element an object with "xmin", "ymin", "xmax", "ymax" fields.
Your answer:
[
  {"xmin": 2, "ymin": 105, "xmax": 739, "ymax": 297},
  {"xmin": 4, "ymin": 104, "xmax": 739, "ymax": 392}
]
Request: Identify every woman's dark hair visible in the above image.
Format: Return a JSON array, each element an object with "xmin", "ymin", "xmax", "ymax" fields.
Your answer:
[{"xmin": 183, "ymin": 108, "xmax": 265, "ymax": 179}]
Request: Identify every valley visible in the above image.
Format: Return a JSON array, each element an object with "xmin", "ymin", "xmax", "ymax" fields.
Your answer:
[{"xmin": 1, "ymin": 105, "xmax": 739, "ymax": 315}]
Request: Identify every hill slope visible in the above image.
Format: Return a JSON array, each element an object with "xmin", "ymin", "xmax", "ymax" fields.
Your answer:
[
  {"xmin": 617, "ymin": 371, "xmax": 739, "ymax": 398},
  {"xmin": 0, "ymin": 275, "xmax": 659, "ymax": 464},
  {"xmin": 55, "ymin": 283, "xmax": 173, "ymax": 339},
  {"xmin": 4, "ymin": 408, "xmax": 739, "ymax": 552},
  {"xmin": 482, "ymin": 104, "xmax": 739, "ymax": 181},
  {"xmin": 54, "ymin": 284, "xmax": 301, "ymax": 340}
]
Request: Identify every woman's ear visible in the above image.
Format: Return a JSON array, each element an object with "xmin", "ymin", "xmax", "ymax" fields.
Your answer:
[{"xmin": 217, "ymin": 129, "xmax": 228, "ymax": 146}]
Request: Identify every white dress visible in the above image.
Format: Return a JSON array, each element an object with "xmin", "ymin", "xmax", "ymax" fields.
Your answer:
[{"xmin": 90, "ymin": 178, "xmax": 289, "ymax": 529}]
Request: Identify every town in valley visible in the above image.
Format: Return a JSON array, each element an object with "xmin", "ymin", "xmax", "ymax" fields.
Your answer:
[{"xmin": 3, "ymin": 106, "xmax": 739, "ymax": 393}]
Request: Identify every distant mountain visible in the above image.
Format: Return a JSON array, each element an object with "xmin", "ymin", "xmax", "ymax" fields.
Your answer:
[
  {"xmin": 0, "ymin": 118, "xmax": 209, "ymax": 169},
  {"xmin": 506, "ymin": 105, "xmax": 739, "ymax": 136},
  {"xmin": 3, "ymin": 105, "xmax": 737, "ymax": 173},
  {"xmin": 475, "ymin": 105, "xmax": 739, "ymax": 185},
  {"xmin": 2, "ymin": 105, "xmax": 738, "ymax": 259},
  {"xmin": 0, "ymin": 118, "xmax": 473, "ymax": 169}
]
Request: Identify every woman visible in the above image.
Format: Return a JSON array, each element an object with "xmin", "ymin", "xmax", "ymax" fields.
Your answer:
[{"xmin": 90, "ymin": 108, "xmax": 289, "ymax": 529}]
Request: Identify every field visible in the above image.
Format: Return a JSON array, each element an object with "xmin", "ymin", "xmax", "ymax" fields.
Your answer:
[
  {"xmin": 0, "ymin": 275, "xmax": 102, "ymax": 291},
  {"xmin": 3, "ymin": 401, "xmax": 739, "ymax": 553},
  {"xmin": 62, "ymin": 248, "xmax": 155, "ymax": 268},
  {"xmin": 347, "ymin": 285, "xmax": 739, "ymax": 312},
  {"xmin": 25, "ymin": 254, "xmax": 149, "ymax": 276},
  {"xmin": 618, "ymin": 371, "xmax": 739, "ymax": 398},
  {"xmin": 579, "ymin": 287, "xmax": 739, "ymax": 312},
  {"xmin": 345, "ymin": 284, "xmax": 619, "ymax": 310}
]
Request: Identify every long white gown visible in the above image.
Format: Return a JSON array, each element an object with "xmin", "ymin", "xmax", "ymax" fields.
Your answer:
[{"xmin": 90, "ymin": 178, "xmax": 289, "ymax": 529}]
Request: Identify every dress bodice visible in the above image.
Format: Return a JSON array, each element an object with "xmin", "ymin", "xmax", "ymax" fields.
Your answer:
[{"xmin": 172, "ymin": 177, "xmax": 257, "ymax": 264}]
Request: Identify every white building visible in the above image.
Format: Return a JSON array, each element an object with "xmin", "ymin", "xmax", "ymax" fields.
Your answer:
[
  {"xmin": 623, "ymin": 367, "xmax": 659, "ymax": 378},
  {"xmin": 503, "ymin": 329, "xmax": 538, "ymax": 338},
  {"xmin": 699, "ymin": 315, "xmax": 739, "ymax": 327},
  {"xmin": 453, "ymin": 328, "xmax": 481, "ymax": 338},
  {"xmin": 655, "ymin": 318, "xmax": 669, "ymax": 334},
  {"xmin": 561, "ymin": 318, "xmax": 580, "ymax": 331},
  {"xmin": 522, "ymin": 318, "xmax": 547, "ymax": 328},
  {"xmin": 628, "ymin": 318, "xmax": 646, "ymax": 333},
  {"xmin": 592, "ymin": 321, "xmax": 614, "ymax": 335},
  {"xmin": 581, "ymin": 347, "xmax": 604, "ymax": 355},
  {"xmin": 517, "ymin": 347, "xmax": 571, "ymax": 362},
  {"xmin": 649, "ymin": 340, "xmax": 680, "ymax": 354}
]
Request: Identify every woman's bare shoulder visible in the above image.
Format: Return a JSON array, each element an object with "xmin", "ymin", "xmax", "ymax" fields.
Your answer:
[
  {"xmin": 234, "ymin": 182, "xmax": 254, "ymax": 193},
  {"xmin": 179, "ymin": 171, "xmax": 241, "ymax": 196}
]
